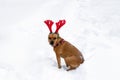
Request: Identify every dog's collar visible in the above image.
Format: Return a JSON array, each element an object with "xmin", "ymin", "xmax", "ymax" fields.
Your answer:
[{"xmin": 54, "ymin": 39, "xmax": 65, "ymax": 48}]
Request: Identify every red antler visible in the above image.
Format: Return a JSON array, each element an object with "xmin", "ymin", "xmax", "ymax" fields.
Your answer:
[
  {"xmin": 55, "ymin": 20, "xmax": 66, "ymax": 33},
  {"xmin": 44, "ymin": 20, "xmax": 54, "ymax": 33}
]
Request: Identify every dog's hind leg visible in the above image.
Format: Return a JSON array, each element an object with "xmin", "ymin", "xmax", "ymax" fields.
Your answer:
[
  {"xmin": 67, "ymin": 66, "xmax": 76, "ymax": 71},
  {"xmin": 67, "ymin": 64, "xmax": 80, "ymax": 71},
  {"xmin": 65, "ymin": 56, "xmax": 80, "ymax": 71}
]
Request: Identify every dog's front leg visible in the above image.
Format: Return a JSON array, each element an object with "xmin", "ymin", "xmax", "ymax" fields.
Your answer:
[
  {"xmin": 56, "ymin": 54, "xmax": 61, "ymax": 69},
  {"xmin": 64, "ymin": 58, "xmax": 69, "ymax": 67}
]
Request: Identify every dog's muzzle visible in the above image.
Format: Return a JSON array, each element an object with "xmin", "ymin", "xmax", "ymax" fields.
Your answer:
[{"xmin": 50, "ymin": 41, "xmax": 54, "ymax": 46}]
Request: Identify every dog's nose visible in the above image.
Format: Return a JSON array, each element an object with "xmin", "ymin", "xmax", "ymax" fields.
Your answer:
[{"xmin": 50, "ymin": 41, "xmax": 54, "ymax": 45}]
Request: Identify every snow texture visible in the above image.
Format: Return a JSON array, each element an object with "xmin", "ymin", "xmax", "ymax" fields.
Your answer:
[{"xmin": 0, "ymin": 0, "xmax": 120, "ymax": 80}]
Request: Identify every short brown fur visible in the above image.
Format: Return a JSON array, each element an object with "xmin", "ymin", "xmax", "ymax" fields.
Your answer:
[{"xmin": 48, "ymin": 33, "xmax": 84, "ymax": 71}]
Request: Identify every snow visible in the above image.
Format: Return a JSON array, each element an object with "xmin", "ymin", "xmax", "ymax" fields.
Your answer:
[{"xmin": 0, "ymin": 0, "xmax": 120, "ymax": 80}]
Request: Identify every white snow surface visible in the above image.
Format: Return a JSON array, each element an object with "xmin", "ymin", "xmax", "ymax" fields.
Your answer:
[{"xmin": 0, "ymin": 0, "xmax": 120, "ymax": 80}]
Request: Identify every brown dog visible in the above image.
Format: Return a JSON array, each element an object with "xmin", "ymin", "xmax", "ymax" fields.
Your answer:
[{"xmin": 44, "ymin": 20, "xmax": 84, "ymax": 71}]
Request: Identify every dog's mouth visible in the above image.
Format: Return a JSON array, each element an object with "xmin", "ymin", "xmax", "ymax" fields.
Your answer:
[{"xmin": 50, "ymin": 41, "xmax": 54, "ymax": 46}]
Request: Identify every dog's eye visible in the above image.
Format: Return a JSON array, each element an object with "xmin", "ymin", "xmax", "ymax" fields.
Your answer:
[
  {"xmin": 53, "ymin": 38, "xmax": 57, "ymax": 40},
  {"xmin": 48, "ymin": 37, "xmax": 51, "ymax": 39}
]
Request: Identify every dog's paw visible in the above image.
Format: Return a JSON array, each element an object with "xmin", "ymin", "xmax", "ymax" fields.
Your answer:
[
  {"xmin": 66, "ymin": 64, "xmax": 69, "ymax": 67},
  {"xmin": 58, "ymin": 66, "xmax": 61, "ymax": 69},
  {"xmin": 66, "ymin": 67, "xmax": 76, "ymax": 71}
]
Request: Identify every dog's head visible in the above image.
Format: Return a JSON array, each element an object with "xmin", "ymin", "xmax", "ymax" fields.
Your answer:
[
  {"xmin": 48, "ymin": 33, "xmax": 59, "ymax": 46},
  {"xmin": 44, "ymin": 20, "xmax": 66, "ymax": 47}
]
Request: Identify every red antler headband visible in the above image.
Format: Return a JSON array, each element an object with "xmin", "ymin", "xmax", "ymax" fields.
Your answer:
[
  {"xmin": 44, "ymin": 20, "xmax": 66, "ymax": 33},
  {"xmin": 55, "ymin": 20, "xmax": 66, "ymax": 33},
  {"xmin": 44, "ymin": 20, "xmax": 54, "ymax": 33}
]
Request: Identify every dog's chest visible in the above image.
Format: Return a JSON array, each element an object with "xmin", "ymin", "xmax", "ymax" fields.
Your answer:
[
  {"xmin": 53, "ymin": 46, "xmax": 66, "ymax": 57},
  {"xmin": 54, "ymin": 46, "xmax": 62, "ymax": 54}
]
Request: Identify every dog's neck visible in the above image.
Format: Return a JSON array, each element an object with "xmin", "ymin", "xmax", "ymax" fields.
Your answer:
[{"xmin": 54, "ymin": 38, "xmax": 65, "ymax": 48}]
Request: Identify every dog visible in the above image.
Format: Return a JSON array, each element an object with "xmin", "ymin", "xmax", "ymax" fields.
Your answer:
[{"xmin": 44, "ymin": 20, "xmax": 84, "ymax": 71}]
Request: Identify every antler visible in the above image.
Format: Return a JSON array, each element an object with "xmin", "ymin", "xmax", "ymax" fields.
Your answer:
[
  {"xmin": 55, "ymin": 20, "xmax": 66, "ymax": 33},
  {"xmin": 44, "ymin": 20, "xmax": 54, "ymax": 33}
]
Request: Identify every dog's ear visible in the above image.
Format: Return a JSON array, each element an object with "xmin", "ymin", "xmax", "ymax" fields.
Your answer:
[
  {"xmin": 44, "ymin": 20, "xmax": 54, "ymax": 33},
  {"xmin": 55, "ymin": 20, "xmax": 66, "ymax": 33}
]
